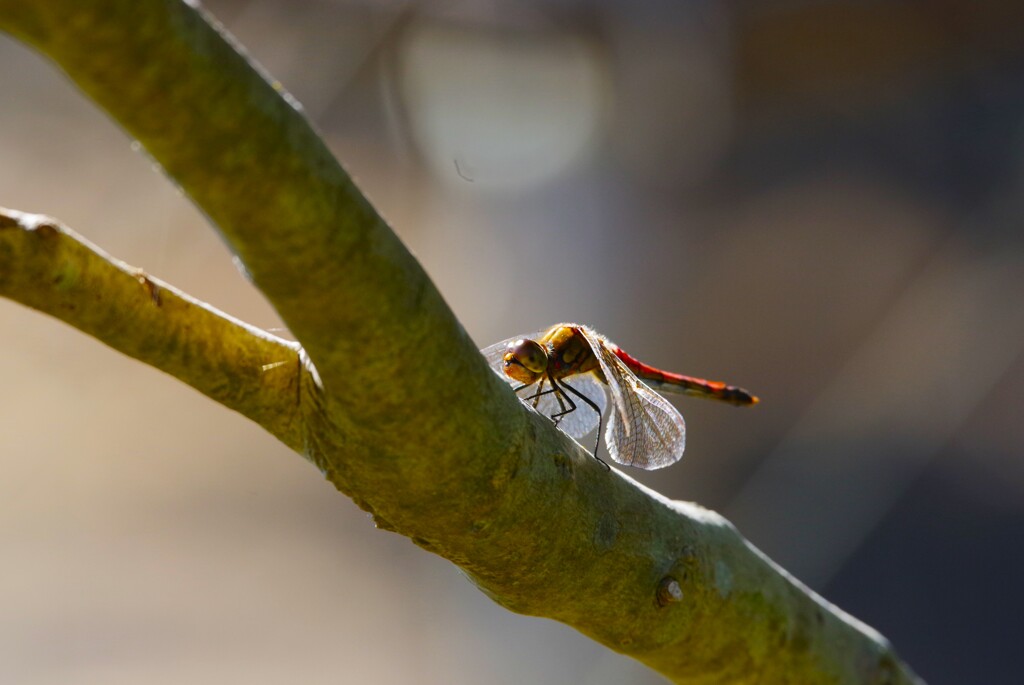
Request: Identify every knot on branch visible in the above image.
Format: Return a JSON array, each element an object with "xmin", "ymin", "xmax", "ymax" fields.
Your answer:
[{"xmin": 656, "ymin": 576, "xmax": 684, "ymax": 608}]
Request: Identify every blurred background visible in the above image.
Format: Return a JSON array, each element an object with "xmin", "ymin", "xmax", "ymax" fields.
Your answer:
[{"xmin": 2, "ymin": 0, "xmax": 1024, "ymax": 683}]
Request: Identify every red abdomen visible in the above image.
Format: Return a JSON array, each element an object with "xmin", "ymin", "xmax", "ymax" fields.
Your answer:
[{"xmin": 611, "ymin": 346, "xmax": 758, "ymax": 406}]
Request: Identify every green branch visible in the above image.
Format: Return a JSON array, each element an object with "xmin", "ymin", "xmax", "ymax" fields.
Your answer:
[
  {"xmin": 0, "ymin": 1, "xmax": 923, "ymax": 683},
  {"xmin": 0, "ymin": 208, "xmax": 305, "ymax": 449}
]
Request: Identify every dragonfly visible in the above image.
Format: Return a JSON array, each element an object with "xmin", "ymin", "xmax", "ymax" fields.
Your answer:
[{"xmin": 481, "ymin": 324, "xmax": 758, "ymax": 470}]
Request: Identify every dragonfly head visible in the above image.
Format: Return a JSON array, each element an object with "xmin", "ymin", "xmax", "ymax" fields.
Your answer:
[{"xmin": 502, "ymin": 338, "xmax": 548, "ymax": 384}]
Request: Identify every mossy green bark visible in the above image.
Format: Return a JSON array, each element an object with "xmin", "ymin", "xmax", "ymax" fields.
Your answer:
[{"xmin": 0, "ymin": 2, "xmax": 923, "ymax": 683}]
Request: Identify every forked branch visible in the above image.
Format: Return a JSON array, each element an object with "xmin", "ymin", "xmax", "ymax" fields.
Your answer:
[{"xmin": 0, "ymin": 208, "xmax": 306, "ymax": 450}]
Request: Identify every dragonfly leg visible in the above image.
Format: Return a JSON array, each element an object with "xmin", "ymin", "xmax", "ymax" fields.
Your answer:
[
  {"xmin": 557, "ymin": 379, "xmax": 609, "ymax": 470},
  {"xmin": 514, "ymin": 378, "xmax": 609, "ymax": 470},
  {"xmin": 546, "ymin": 383, "xmax": 576, "ymax": 428},
  {"xmin": 518, "ymin": 378, "xmax": 553, "ymax": 409},
  {"xmin": 516, "ymin": 379, "xmax": 571, "ymax": 423},
  {"xmin": 551, "ymin": 378, "xmax": 610, "ymax": 471},
  {"xmin": 549, "ymin": 384, "xmax": 574, "ymax": 427}
]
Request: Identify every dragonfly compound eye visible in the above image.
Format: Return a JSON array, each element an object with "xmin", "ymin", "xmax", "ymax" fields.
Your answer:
[
  {"xmin": 509, "ymin": 339, "xmax": 547, "ymax": 373},
  {"xmin": 501, "ymin": 339, "xmax": 548, "ymax": 384}
]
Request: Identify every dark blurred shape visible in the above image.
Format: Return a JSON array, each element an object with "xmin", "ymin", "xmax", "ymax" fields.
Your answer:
[
  {"xmin": 735, "ymin": 1, "xmax": 1024, "ymax": 112},
  {"xmin": 828, "ymin": 454, "xmax": 1024, "ymax": 685}
]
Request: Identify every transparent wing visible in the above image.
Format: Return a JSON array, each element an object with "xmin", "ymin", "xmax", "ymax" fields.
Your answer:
[
  {"xmin": 605, "ymin": 376, "xmax": 686, "ymax": 469},
  {"xmin": 579, "ymin": 327, "xmax": 686, "ymax": 469},
  {"xmin": 480, "ymin": 329, "xmax": 606, "ymax": 439},
  {"xmin": 577, "ymin": 327, "xmax": 628, "ymax": 433}
]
